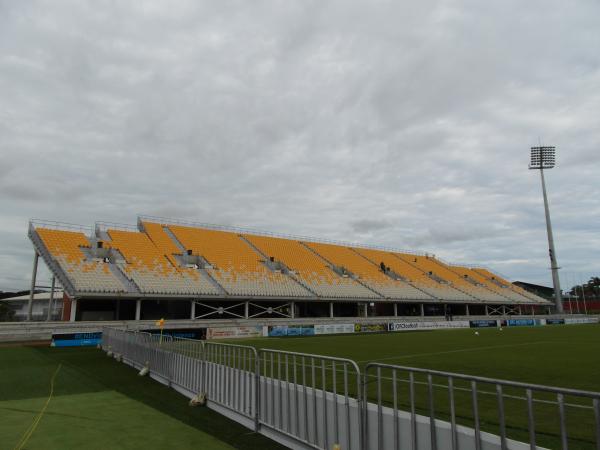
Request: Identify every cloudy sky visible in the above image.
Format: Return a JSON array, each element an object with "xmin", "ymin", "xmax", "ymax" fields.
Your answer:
[{"xmin": 1, "ymin": 0, "xmax": 599, "ymax": 292}]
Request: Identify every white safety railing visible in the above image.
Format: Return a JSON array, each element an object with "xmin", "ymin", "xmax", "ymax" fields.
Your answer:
[
  {"xmin": 363, "ymin": 363, "xmax": 600, "ymax": 450},
  {"xmin": 258, "ymin": 349, "xmax": 362, "ymax": 450},
  {"xmin": 102, "ymin": 328, "xmax": 600, "ymax": 450}
]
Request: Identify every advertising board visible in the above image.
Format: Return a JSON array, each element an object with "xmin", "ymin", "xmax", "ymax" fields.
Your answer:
[
  {"xmin": 565, "ymin": 317, "xmax": 599, "ymax": 324},
  {"xmin": 388, "ymin": 321, "xmax": 470, "ymax": 332},
  {"xmin": 544, "ymin": 318, "xmax": 565, "ymax": 325},
  {"xmin": 268, "ymin": 325, "xmax": 315, "ymax": 337},
  {"xmin": 52, "ymin": 332, "xmax": 102, "ymax": 347},
  {"xmin": 354, "ymin": 323, "xmax": 387, "ymax": 333},
  {"xmin": 469, "ymin": 319, "xmax": 498, "ymax": 328},
  {"xmin": 314, "ymin": 323, "xmax": 355, "ymax": 335},
  {"xmin": 142, "ymin": 328, "xmax": 206, "ymax": 340},
  {"xmin": 505, "ymin": 319, "xmax": 539, "ymax": 327},
  {"xmin": 206, "ymin": 326, "xmax": 264, "ymax": 340}
]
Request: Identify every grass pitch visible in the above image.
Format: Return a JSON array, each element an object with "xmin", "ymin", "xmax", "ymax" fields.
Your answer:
[
  {"xmin": 0, "ymin": 345, "xmax": 284, "ymax": 450},
  {"xmin": 1, "ymin": 324, "xmax": 598, "ymax": 449}
]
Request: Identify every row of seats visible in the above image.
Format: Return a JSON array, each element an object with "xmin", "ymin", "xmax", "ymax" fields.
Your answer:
[
  {"xmin": 304, "ymin": 242, "xmax": 434, "ymax": 300},
  {"xmin": 107, "ymin": 229, "xmax": 220, "ymax": 296},
  {"xmin": 168, "ymin": 226, "xmax": 314, "ymax": 297},
  {"xmin": 33, "ymin": 223, "xmax": 547, "ymax": 303},
  {"xmin": 473, "ymin": 268, "xmax": 541, "ymax": 302},
  {"xmin": 244, "ymin": 234, "xmax": 379, "ymax": 298}
]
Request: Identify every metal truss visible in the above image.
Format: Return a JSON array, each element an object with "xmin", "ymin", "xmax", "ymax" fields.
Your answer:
[
  {"xmin": 248, "ymin": 302, "xmax": 291, "ymax": 318},
  {"xmin": 193, "ymin": 301, "xmax": 245, "ymax": 319},
  {"xmin": 487, "ymin": 304, "xmax": 519, "ymax": 316}
]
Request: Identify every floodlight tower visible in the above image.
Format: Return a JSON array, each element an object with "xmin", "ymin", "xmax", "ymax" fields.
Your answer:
[{"xmin": 529, "ymin": 146, "xmax": 563, "ymax": 312}]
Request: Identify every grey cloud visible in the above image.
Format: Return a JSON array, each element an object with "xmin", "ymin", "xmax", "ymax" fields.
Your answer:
[
  {"xmin": 351, "ymin": 219, "xmax": 392, "ymax": 234},
  {"xmin": 0, "ymin": 0, "xmax": 599, "ymax": 290}
]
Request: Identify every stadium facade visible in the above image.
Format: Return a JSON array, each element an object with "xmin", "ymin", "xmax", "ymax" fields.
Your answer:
[{"xmin": 26, "ymin": 216, "xmax": 550, "ymax": 322}]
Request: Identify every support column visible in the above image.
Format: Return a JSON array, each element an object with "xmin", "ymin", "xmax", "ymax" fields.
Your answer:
[
  {"xmin": 420, "ymin": 303, "xmax": 425, "ymax": 317},
  {"xmin": 69, "ymin": 299, "xmax": 77, "ymax": 322},
  {"xmin": 46, "ymin": 276, "xmax": 56, "ymax": 321},
  {"xmin": 363, "ymin": 303, "xmax": 368, "ymax": 318},
  {"xmin": 465, "ymin": 304, "xmax": 470, "ymax": 316},
  {"xmin": 393, "ymin": 303, "xmax": 398, "ymax": 317},
  {"xmin": 329, "ymin": 302, "xmax": 334, "ymax": 319},
  {"xmin": 485, "ymin": 305, "xmax": 490, "ymax": 316},
  {"xmin": 135, "ymin": 299, "xmax": 141, "ymax": 321},
  {"xmin": 244, "ymin": 301, "xmax": 249, "ymax": 319},
  {"xmin": 27, "ymin": 252, "xmax": 39, "ymax": 321},
  {"xmin": 291, "ymin": 301, "xmax": 295, "ymax": 319},
  {"xmin": 502, "ymin": 305, "xmax": 507, "ymax": 316},
  {"xmin": 190, "ymin": 300, "xmax": 196, "ymax": 320}
]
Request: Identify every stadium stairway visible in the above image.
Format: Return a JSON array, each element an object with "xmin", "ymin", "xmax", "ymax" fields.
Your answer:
[
  {"xmin": 394, "ymin": 254, "xmax": 476, "ymax": 302},
  {"xmin": 300, "ymin": 241, "xmax": 383, "ymax": 299},
  {"xmin": 350, "ymin": 248, "xmax": 437, "ymax": 301},
  {"xmin": 420, "ymin": 257, "xmax": 514, "ymax": 303},
  {"xmin": 439, "ymin": 262, "xmax": 526, "ymax": 303},
  {"xmin": 108, "ymin": 262, "xmax": 141, "ymax": 293},
  {"xmin": 239, "ymin": 235, "xmax": 319, "ymax": 298}
]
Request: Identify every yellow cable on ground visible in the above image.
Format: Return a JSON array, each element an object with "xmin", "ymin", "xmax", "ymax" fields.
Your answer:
[{"xmin": 13, "ymin": 363, "xmax": 62, "ymax": 450}]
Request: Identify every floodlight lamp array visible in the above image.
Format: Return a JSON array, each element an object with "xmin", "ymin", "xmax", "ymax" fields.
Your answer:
[{"xmin": 529, "ymin": 146, "xmax": 556, "ymax": 169}]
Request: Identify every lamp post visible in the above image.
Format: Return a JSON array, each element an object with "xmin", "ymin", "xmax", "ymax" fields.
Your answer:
[{"xmin": 529, "ymin": 146, "xmax": 563, "ymax": 312}]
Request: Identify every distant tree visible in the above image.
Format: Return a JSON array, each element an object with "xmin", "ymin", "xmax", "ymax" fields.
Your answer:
[{"xmin": 568, "ymin": 276, "xmax": 600, "ymax": 301}]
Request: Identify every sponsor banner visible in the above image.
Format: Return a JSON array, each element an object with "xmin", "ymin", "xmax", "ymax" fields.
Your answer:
[
  {"xmin": 544, "ymin": 318, "xmax": 565, "ymax": 325},
  {"xmin": 469, "ymin": 320, "xmax": 498, "ymax": 328},
  {"xmin": 565, "ymin": 317, "xmax": 599, "ymax": 324},
  {"xmin": 142, "ymin": 328, "xmax": 206, "ymax": 340},
  {"xmin": 506, "ymin": 319, "xmax": 536, "ymax": 327},
  {"xmin": 314, "ymin": 323, "xmax": 355, "ymax": 335},
  {"xmin": 206, "ymin": 326, "xmax": 263, "ymax": 340},
  {"xmin": 388, "ymin": 321, "xmax": 470, "ymax": 332},
  {"xmin": 52, "ymin": 332, "xmax": 102, "ymax": 347},
  {"xmin": 268, "ymin": 325, "xmax": 315, "ymax": 337},
  {"xmin": 354, "ymin": 323, "xmax": 387, "ymax": 333}
]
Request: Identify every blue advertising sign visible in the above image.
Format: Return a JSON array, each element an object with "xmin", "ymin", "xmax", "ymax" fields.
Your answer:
[
  {"xmin": 546, "ymin": 318, "xmax": 565, "ymax": 325},
  {"xmin": 268, "ymin": 325, "xmax": 315, "ymax": 337},
  {"xmin": 469, "ymin": 320, "xmax": 498, "ymax": 328},
  {"xmin": 507, "ymin": 319, "xmax": 535, "ymax": 327},
  {"xmin": 142, "ymin": 328, "xmax": 206, "ymax": 340},
  {"xmin": 51, "ymin": 332, "xmax": 102, "ymax": 347}
]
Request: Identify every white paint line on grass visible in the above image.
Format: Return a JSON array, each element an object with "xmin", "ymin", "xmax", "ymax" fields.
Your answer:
[{"xmin": 358, "ymin": 341, "xmax": 555, "ymax": 363}]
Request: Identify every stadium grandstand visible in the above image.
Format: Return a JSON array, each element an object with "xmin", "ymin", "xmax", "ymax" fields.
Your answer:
[{"xmin": 25, "ymin": 215, "xmax": 549, "ymax": 322}]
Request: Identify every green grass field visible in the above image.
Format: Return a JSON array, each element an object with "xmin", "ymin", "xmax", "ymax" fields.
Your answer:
[
  {"xmin": 1, "ymin": 324, "xmax": 598, "ymax": 450},
  {"xmin": 0, "ymin": 345, "xmax": 284, "ymax": 450}
]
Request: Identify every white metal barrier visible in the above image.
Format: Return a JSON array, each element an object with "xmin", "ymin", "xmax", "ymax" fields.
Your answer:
[{"xmin": 102, "ymin": 328, "xmax": 600, "ymax": 450}]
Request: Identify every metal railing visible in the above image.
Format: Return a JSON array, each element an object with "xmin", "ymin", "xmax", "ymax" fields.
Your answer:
[
  {"xmin": 204, "ymin": 341, "xmax": 259, "ymax": 428},
  {"xmin": 29, "ymin": 219, "xmax": 93, "ymax": 234},
  {"xmin": 258, "ymin": 349, "xmax": 362, "ymax": 450},
  {"xmin": 363, "ymin": 363, "xmax": 600, "ymax": 450},
  {"xmin": 102, "ymin": 327, "xmax": 600, "ymax": 450}
]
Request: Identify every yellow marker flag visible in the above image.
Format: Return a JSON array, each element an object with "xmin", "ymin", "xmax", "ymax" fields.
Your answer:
[{"xmin": 156, "ymin": 318, "xmax": 165, "ymax": 346}]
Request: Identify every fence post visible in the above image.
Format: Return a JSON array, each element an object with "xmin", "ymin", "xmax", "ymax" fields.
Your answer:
[{"xmin": 254, "ymin": 350, "xmax": 261, "ymax": 432}]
